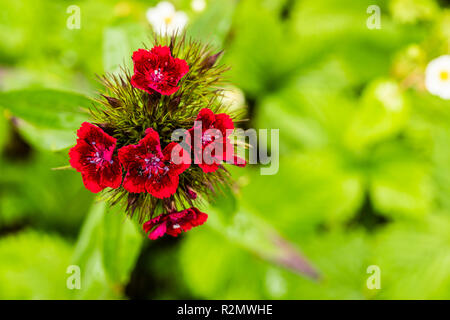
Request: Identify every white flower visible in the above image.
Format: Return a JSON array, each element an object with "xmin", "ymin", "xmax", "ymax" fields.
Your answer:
[
  {"xmin": 191, "ymin": 0, "xmax": 206, "ymax": 12},
  {"xmin": 146, "ymin": 1, "xmax": 188, "ymax": 36},
  {"xmin": 221, "ymin": 86, "xmax": 246, "ymax": 112},
  {"xmin": 425, "ymin": 55, "xmax": 450, "ymax": 100}
]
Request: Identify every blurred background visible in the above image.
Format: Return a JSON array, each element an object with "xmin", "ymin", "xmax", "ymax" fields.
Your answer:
[{"xmin": 0, "ymin": 0, "xmax": 449, "ymax": 299}]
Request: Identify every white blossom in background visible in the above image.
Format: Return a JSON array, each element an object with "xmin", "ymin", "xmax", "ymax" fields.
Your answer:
[
  {"xmin": 221, "ymin": 86, "xmax": 246, "ymax": 112},
  {"xmin": 425, "ymin": 55, "xmax": 450, "ymax": 100},
  {"xmin": 146, "ymin": 1, "xmax": 188, "ymax": 36},
  {"xmin": 191, "ymin": 0, "xmax": 206, "ymax": 12}
]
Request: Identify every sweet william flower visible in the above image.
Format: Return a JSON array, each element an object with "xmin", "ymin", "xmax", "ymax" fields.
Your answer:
[
  {"xmin": 118, "ymin": 128, "xmax": 190, "ymax": 198},
  {"xmin": 70, "ymin": 35, "xmax": 247, "ymax": 235},
  {"xmin": 131, "ymin": 46, "xmax": 189, "ymax": 95},
  {"xmin": 189, "ymin": 108, "xmax": 246, "ymax": 173},
  {"xmin": 146, "ymin": 1, "xmax": 188, "ymax": 37},
  {"xmin": 143, "ymin": 207, "xmax": 208, "ymax": 240},
  {"xmin": 69, "ymin": 122, "xmax": 122, "ymax": 193},
  {"xmin": 425, "ymin": 55, "xmax": 450, "ymax": 100}
]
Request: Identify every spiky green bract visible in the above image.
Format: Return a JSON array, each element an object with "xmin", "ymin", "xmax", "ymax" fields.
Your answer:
[{"xmin": 90, "ymin": 34, "xmax": 245, "ymax": 222}]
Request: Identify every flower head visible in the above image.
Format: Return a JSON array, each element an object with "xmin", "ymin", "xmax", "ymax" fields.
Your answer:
[
  {"xmin": 118, "ymin": 128, "xmax": 189, "ymax": 198},
  {"xmin": 143, "ymin": 207, "xmax": 208, "ymax": 240},
  {"xmin": 69, "ymin": 122, "xmax": 122, "ymax": 193},
  {"xmin": 131, "ymin": 46, "xmax": 189, "ymax": 95},
  {"xmin": 70, "ymin": 35, "xmax": 246, "ymax": 239},
  {"xmin": 425, "ymin": 55, "xmax": 450, "ymax": 100},
  {"xmin": 146, "ymin": 1, "xmax": 188, "ymax": 36},
  {"xmin": 189, "ymin": 108, "xmax": 246, "ymax": 173}
]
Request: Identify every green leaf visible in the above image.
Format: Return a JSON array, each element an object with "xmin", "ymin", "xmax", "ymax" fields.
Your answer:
[
  {"xmin": 71, "ymin": 200, "xmax": 143, "ymax": 299},
  {"xmin": 238, "ymin": 152, "xmax": 364, "ymax": 237},
  {"xmin": 206, "ymin": 205, "xmax": 320, "ymax": 280},
  {"xmin": 180, "ymin": 222, "xmax": 371, "ymax": 299},
  {"xmin": 0, "ymin": 150, "xmax": 93, "ymax": 233},
  {"xmin": 103, "ymin": 23, "xmax": 148, "ymax": 74},
  {"xmin": 102, "ymin": 206, "xmax": 143, "ymax": 284},
  {"xmin": 226, "ymin": 0, "xmax": 303, "ymax": 96},
  {"xmin": 369, "ymin": 154, "xmax": 433, "ymax": 219},
  {"xmin": 103, "ymin": 27, "xmax": 131, "ymax": 74},
  {"xmin": 256, "ymin": 59, "xmax": 356, "ymax": 151},
  {"xmin": 0, "ymin": 89, "xmax": 91, "ymax": 131},
  {"xmin": 0, "ymin": 230, "xmax": 73, "ymax": 299},
  {"xmin": 345, "ymin": 79, "xmax": 409, "ymax": 150},
  {"xmin": 187, "ymin": 0, "xmax": 236, "ymax": 47},
  {"xmin": 210, "ymin": 184, "xmax": 238, "ymax": 224},
  {"xmin": 14, "ymin": 118, "xmax": 76, "ymax": 151},
  {"xmin": 371, "ymin": 216, "xmax": 450, "ymax": 299},
  {"xmin": 180, "ymin": 228, "xmax": 261, "ymax": 299}
]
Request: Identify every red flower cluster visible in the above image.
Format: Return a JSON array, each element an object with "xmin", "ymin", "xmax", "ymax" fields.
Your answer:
[
  {"xmin": 69, "ymin": 108, "xmax": 245, "ymax": 196},
  {"xmin": 143, "ymin": 207, "xmax": 208, "ymax": 240},
  {"xmin": 131, "ymin": 46, "xmax": 189, "ymax": 96},
  {"xmin": 69, "ymin": 45, "xmax": 246, "ymax": 240}
]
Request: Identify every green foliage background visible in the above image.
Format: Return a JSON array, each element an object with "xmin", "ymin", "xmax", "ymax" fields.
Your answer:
[{"xmin": 0, "ymin": 0, "xmax": 449, "ymax": 299}]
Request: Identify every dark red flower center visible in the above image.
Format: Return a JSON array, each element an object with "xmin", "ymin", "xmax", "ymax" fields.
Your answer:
[
  {"xmin": 202, "ymin": 132, "xmax": 214, "ymax": 145},
  {"xmin": 148, "ymin": 68, "xmax": 164, "ymax": 83},
  {"xmin": 142, "ymin": 154, "xmax": 169, "ymax": 177},
  {"xmin": 88, "ymin": 143, "xmax": 114, "ymax": 166}
]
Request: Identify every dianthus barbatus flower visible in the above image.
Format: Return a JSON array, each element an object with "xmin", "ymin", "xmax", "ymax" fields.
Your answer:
[
  {"xmin": 189, "ymin": 108, "xmax": 247, "ymax": 173},
  {"xmin": 118, "ymin": 128, "xmax": 190, "ymax": 198},
  {"xmin": 143, "ymin": 207, "xmax": 208, "ymax": 240},
  {"xmin": 69, "ymin": 122, "xmax": 122, "ymax": 193},
  {"xmin": 69, "ymin": 34, "xmax": 247, "ymax": 239},
  {"xmin": 131, "ymin": 45, "xmax": 189, "ymax": 95}
]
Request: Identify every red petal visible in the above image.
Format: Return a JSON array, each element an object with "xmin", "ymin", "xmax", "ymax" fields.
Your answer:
[
  {"xmin": 223, "ymin": 142, "xmax": 247, "ymax": 167},
  {"xmin": 131, "ymin": 72, "xmax": 153, "ymax": 94},
  {"xmin": 166, "ymin": 226, "xmax": 182, "ymax": 237},
  {"xmin": 76, "ymin": 122, "xmax": 116, "ymax": 149},
  {"xmin": 118, "ymin": 144, "xmax": 139, "ymax": 169},
  {"xmin": 191, "ymin": 208, "xmax": 208, "ymax": 226},
  {"xmin": 149, "ymin": 45, "xmax": 171, "ymax": 58},
  {"xmin": 69, "ymin": 140, "xmax": 94, "ymax": 171},
  {"xmin": 198, "ymin": 162, "xmax": 220, "ymax": 173},
  {"xmin": 229, "ymin": 155, "xmax": 247, "ymax": 167},
  {"xmin": 100, "ymin": 157, "xmax": 123, "ymax": 189},
  {"xmin": 143, "ymin": 214, "xmax": 165, "ymax": 233},
  {"xmin": 81, "ymin": 170, "xmax": 103, "ymax": 193},
  {"xmin": 119, "ymin": 144, "xmax": 147, "ymax": 193},
  {"xmin": 214, "ymin": 113, "xmax": 235, "ymax": 137},
  {"xmin": 146, "ymin": 173, "xmax": 179, "ymax": 199},
  {"xmin": 143, "ymin": 128, "xmax": 164, "ymax": 158},
  {"xmin": 149, "ymin": 84, "xmax": 180, "ymax": 96},
  {"xmin": 198, "ymin": 142, "xmax": 222, "ymax": 172},
  {"xmin": 132, "ymin": 49, "xmax": 154, "ymax": 71},
  {"xmin": 162, "ymin": 142, "xmax": 191, "ymax": 175},
  {"xmin": 122, "ymin": 167, "xmax": 147, "ymax": 193},
  {"xmin": 148, "ymin": 222, "xmax": 168, "ymax": 240},
  {"xmin": 173, "ymin": 58, "xmax": 189, "ymax": 78},
  {"xmin": 196, "ymin": 108, "xmax": 215, "ymax": 129}
]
